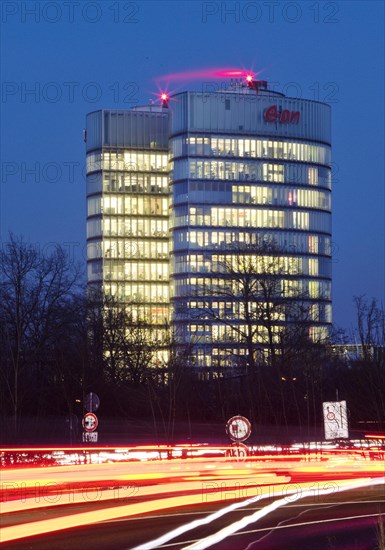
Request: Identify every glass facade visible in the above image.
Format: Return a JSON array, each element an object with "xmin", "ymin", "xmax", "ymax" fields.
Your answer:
[
  {"xmin": 86, "ymin": 109, "xmax": 170, "ymax": 359},
  {"xmin": 169, "ymin": 86, "xmax": 332, "ymax": 367},
  {"xmin": 86, "ymin": 83, "xmax": 332, "ymax": 369}
]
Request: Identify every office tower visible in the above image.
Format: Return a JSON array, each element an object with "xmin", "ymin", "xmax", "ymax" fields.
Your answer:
[
  {"xmin": 86, "ymin": 79, "xmax": 332, "ymax": 369},
  {"xmin": 86, "ymin": 106, "xmax": 170, "ymax": 362}
]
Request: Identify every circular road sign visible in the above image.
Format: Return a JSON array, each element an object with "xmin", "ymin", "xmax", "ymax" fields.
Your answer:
[
  {"xmin": 82, "ymin": 413, "xmax": 98, "ymax": 432},
  {"xmin": 226, "ymin": 415, "xmax": 251, "ymax": 442},
  {"xmin": 85, "ymin": 392, "xmax": 100, "ymax": 413}
]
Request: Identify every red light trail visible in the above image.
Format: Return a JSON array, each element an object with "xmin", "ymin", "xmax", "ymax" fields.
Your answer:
[
  {"xmin": 155, "ymin": 67, "xmax": 259, "ymax": 83},
  {"xmin": 1, "ymin": 445, "xmax": 384, "ymax": 545},
  {"xmin": 150, "ymin": 67, "xmax": 261, "ymax": 105}
]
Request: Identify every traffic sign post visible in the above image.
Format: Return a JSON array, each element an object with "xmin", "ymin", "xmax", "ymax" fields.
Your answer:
[
  {"xmin": 226, "ymin": 415, "xmax": 251, "ymax": 443},
  {"xmin": 323, "ymin": 401, "xmax": 349, "ymax": 440},
  {"xmin": 82, "ymin": 412, "xmax": 98, "ymax": 432},
  {"xmin": 82, "ymin": 393, "xmax": 100, "ymax": 443}
]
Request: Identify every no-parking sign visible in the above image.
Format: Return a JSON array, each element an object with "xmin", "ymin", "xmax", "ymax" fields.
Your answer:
[
  {"xmin": 82, "ymin": 412, "xmax": 98, "ymax": 432},
  {"xmin": 226, "ymin": 415, "xmax": 251, "ymax": 442}
]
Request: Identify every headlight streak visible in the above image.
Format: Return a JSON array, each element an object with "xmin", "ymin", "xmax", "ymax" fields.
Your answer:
[
  {"xmin": 182, "ymin": 476, "xmax": 385, "ymax": 550},
  {"xmin": 129, "ymin": 479, "xmax": 342, "ymax": 550},
  {"xmin": 130, "ymin": 491, "xmax": 277, "ymax": 550}
]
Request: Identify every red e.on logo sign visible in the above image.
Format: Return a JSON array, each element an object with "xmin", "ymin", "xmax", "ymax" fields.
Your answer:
[{"xmin": 265, "ymin": 105, "xmax": 300, "ymax": 124}]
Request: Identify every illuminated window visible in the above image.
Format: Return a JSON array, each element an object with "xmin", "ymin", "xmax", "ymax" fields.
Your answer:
[
  {"xmin": 263, "ymin": 163, "xmax": 284, "ymax": 182},
  {"xmin": 308, "ymin": 258, "xmax": 319, "ymax": 276},
  {"xmin": 309, "ymin": 281, "xmax": 320, "ymax": 298},
  {"xmin": 308, "ymin": 167, "xmax": 318, "ymax": 185},
  {"xmin": 308, "ymin": 235, "xmax": 319, "ymax": 253}
]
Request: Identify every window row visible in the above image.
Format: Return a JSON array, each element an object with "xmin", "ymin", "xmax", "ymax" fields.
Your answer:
[
  {"xmin": 309, "ymin": 326, "xmax": 330, "ymax": 341},
  {"xmin": 87, "ymin": 150, "xmax": 168, "ymax": 174},
  {"xmin": 186, "ymin": 160, "xmax": 285, "ymax": 183},
  {"xmin": 104, "ymin": 282, "xmax": 170, "ymax": 307},
  {"xmin": 88, "ymin": 240, "xmax": 170, "ymax": 260},
  {"xmin": 185, "ymin": 308, "xmax": 332, "ymax": 341},
  {"xmin": 173, "ymin": 254, "xmax": 322, "ymax": 277},
  {"xmin": 173, "ymin": 230, "xmax": 330, "ymax": 255},
  {"xmin": 104, "ymin": 262, "xmax": 169, "ymax": 281},
  {"xmin": 191, "ymin": 324, "xmax": 285, "ymax": 344},
  {"xmin": 87, "ymin": 222, "xmax": 169, "ymax": 254},
  {"xmin": 87, "ymin": 196, "xmax": 169, "ymax": 217},
  {"xmin": 171, "ymin": 136, "xmax": 331, "ymax": 165},
  {"xmin": 173, "ymin": 205, "xmax": 331, "ymax": 233},
  {"xmin": 104, "ymin": 195, "xmax": 169, "ymax": 216},
  {"xmin": 189, "ymin": 300, "xmax": 294, "ymax": 313},
  {"xmin": 179, "ymin": 335, "xmax": 330, "ymax": 366},
  {"xmin": 231, "ymin": 185, "xmax": 330, "ymax": 210},
  {"xmin": 172, "ymin": 277, "xmax": 332, "ymax": 300},
  {"xmin": 90, "ymin": 277, "xmax": 169, "ymax": 304},
  {"xmin": 205, "ymin": 346, "xmax": 258, "ymax": 368},
  {"xmin": 89, "ymin": 222, "xmax": 168, "ymax": 241},
  {"xmin": 87, "ymin": 217, "xmax": 169, "ymax": 243},
  {"xmin": 102, "ymin": 173, "xmax": 168, "ymax": 194},
  {"xmin": 172, "ymin": 159, "xmax": 330, "ymax": 187},
  {"xmin": 182, "ymin": 282, "xmax": 328, "ymax": 304},
  {"xmin": 191, "ymin": 323, "xmax": 284, "ymax": 342},
  {"xmin": 190, "ymin": 206, "xmax": 306, "ymax": 228}
]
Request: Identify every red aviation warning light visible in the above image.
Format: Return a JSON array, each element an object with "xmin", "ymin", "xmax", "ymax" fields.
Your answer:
[
  {"xmin": 160, "ymin": 92, "xmax": 169, "ymax": 107},
  {"xmin": 245, "ymin": 74, "xmax": 256, "ymax": 88},
  {"xmin": 245, "ymin": 73, "xmax": 260, "ymax": 90}
]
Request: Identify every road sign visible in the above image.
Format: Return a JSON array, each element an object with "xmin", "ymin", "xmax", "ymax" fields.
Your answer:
[
  {"xmin": 85, "ymin": 392, "xmax": 100, "ymax": 413},
  {"xmin": 226, "ymin": 415, "xmax": 251, "ymax": 442},
  {"xmin": 323, "ymin": 401, "xmax": 349, "ymax": 440},
  {"xmin": 82, "ymin": 412, "xmax": 98, "ymax": 432}
]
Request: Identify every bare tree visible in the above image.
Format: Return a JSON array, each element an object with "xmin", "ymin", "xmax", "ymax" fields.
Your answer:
[
  {"xmin": 190, "ymin": 241, "xmax": 316, "ymax": 371},
  {"xmin": 184, "ymin": 238, "xmax": 331, "ymax": 429},
  {"xmin": 351, "ymin": 296, "xmax": 385, "ymax": 429},
  {"xmin": 354, "ymin": 296, "xmax": 385, "ymax": 359},
  {"xmin": 87, "ymin": 292, "xmax": 158, "ymax": 386},
  {"xmin": 0, "ymin": 234, "xmax": 81, "ymax": 435}
]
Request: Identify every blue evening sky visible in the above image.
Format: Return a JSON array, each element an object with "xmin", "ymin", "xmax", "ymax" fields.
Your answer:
[{"xmin": 0, "ymin": 0, "xmax": 384, "ymax": 334}]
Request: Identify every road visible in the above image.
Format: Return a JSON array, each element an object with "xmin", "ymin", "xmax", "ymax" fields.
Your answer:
[{"xmin": 1, "ymin": 447, "xmax": 384, "ymax": 549}]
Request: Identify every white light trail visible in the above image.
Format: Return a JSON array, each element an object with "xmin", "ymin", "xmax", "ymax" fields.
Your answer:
[
  {"xmin": 183, "ymin": 476, "xmax": 385, "ymax": 549},
  {"xmin": 131, "ymin": 484, "xmax": 298, "ymax": 550}
]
